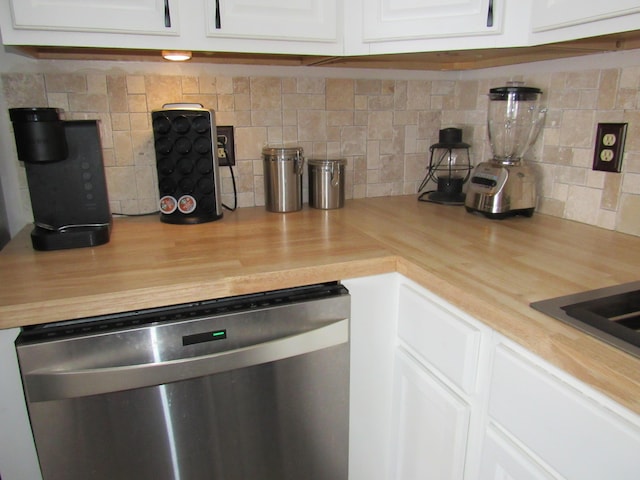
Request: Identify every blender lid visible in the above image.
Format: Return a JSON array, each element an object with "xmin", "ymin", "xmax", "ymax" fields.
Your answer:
[{"xmin": 489, "ymin": 86, "xmax": 542, "ymax": 101}]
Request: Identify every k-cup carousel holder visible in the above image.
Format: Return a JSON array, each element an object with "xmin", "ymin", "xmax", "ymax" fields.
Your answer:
[{"xmin": 152, "ymin": 106, "xmax": 223, "ymax": 224}]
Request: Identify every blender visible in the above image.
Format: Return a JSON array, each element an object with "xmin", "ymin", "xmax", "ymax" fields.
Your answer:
[{"xmin": 465, "ymin": 83, "xmax": 546, "ymax": 218}]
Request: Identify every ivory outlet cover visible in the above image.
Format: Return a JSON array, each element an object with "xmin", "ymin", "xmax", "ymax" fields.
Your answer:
[{"xmin": 593, "ymin": 123, "xmax": 627, "ymax": 172}]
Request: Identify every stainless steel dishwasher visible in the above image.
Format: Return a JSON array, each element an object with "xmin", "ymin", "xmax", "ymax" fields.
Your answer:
[{"xmin": 15, "ymin": 282, "xmax": 350, "ymax": 480}]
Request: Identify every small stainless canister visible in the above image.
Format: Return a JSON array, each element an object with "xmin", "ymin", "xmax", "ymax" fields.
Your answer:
[
  {"xmin": 262, "ymin": 145, "xmax": 304, "ymax": 213},
  {"xmin": 308, "ymin": 158, "xmax": 346, "ymax": 210}
]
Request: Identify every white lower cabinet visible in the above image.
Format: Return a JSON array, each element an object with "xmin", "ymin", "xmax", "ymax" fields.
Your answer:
[
  {"xmin": 391, "ymin": 278, "xmax": 491, "ymax": 480},
  {"xmin": 389, "ymin": 348, "xmax": 470, "ymax": 479},
  {"xmin": 484, "ymin": 340, "xmax": 640, "ymax": 480}
]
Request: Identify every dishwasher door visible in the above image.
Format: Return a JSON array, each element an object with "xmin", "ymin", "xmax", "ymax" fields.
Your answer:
[{"xmin": 16, "ymin": 283, "xmax": 350, "ymax": 480}]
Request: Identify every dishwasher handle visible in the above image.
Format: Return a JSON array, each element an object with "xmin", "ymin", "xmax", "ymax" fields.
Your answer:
[{"xmin": 24, "ymin": 318, "xmax": 348, "ymax": 403}]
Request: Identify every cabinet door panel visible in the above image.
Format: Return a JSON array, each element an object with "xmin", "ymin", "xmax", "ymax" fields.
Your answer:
[
  {"xmin": 532, "ymin": 0, "xmax": 640, "ymax": 32},
  {"xmin": 363, "ymin": 0, "xmax": 497, "ymax": 41},
  {"xmin": 10, "ymin": 0, "xmax": 176, "ymax": 34},
  {"xmin": 479, "ymin": 427, "xmax": 556, "ymax": 480},
  {"xmin": 207, "ymin": 0, "xmax": 337, "ymax": 41},
  {"xmin": 489, "ymin": 344, "xmax": 640, "ymax": 480},
  {"xmin": 398, "ymin": 283, "xmax": 482, "ymax": 395},
  {"xmin": 389, "ymin": 349, "xmax": 470, "ymax": 480}
]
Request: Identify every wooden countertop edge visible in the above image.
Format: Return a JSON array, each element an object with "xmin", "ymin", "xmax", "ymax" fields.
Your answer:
[{"xmin": 0, "ymin": 256, "xmax": 399, "ymax": 330}]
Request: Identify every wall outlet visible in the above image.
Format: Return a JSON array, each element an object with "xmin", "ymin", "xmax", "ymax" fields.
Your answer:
[
  {"xmin": 216, "ymin": 126, "xmax": 235, "ymax": 167},
  {"xmin": 592, "ymin": 123, "xmax": 627, "ymax": 172}
]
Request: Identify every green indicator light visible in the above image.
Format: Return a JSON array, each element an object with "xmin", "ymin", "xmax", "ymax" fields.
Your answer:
[{"xmin": 212, "ymin": 331, "xmax": 225, "ymax": 337}]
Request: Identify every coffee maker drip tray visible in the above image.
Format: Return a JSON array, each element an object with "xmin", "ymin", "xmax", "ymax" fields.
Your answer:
[{"xmin": 31, "ymin": 224, "xmax": 111, "ymax": 251}]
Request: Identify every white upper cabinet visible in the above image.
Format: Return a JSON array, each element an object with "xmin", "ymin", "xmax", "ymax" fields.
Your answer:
[
  {"xmin": 363, "ymin": 0, "xmax": 498, "ymax": 42},
  {"xmin": 0, "ymin": 0, "xmax": 342, "ymax": 55},
  {"xmin": 206, "ymin": 0, "xmax": 338, "ymax": 42},
  {"xmin": 530, "ymin": 0, "xmax": 640, "ymax": 44},
  {"xmin": 9, "ymin": 0, "xmax": 178, "ymax": 35},
  {"xmin": 354, "ymin": 0, "xmax": 531, "ymax": 55}
]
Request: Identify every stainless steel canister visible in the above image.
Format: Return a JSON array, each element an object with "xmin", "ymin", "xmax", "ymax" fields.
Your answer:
[
  {"xmin": 262, "ymin": 145, "xmax": 304, "ymax": 212},
  {"xmin": 308, "ymin": 158, "xmax": 346, "ymax": 210}
]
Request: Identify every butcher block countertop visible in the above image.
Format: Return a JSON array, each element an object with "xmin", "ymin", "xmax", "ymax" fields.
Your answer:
[{"xmin": 1, "ymin": 195, "xmax": 639, "ymax": 414}]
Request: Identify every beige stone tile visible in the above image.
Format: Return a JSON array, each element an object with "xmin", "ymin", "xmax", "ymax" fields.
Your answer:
[
  {"xmin": 455, "ymin": 80, "xmax": 478, "ymax": 110},
  {"xmin": 354, "ymin": 95, "xmax": 368, "ymax": 110},
  {"xmin": 328, "ymin": 110, "xmax": 353, "ymax": 127},
  {"xmin": 107, "ymin": 76, "xmax": 128, "ymax": 113},
  {"xmin": 366, "ymin": 139, "xmax": 380, "ymax": 169},
  {"xmin": 548, "ymin": 89, "xmax": 580, "ymax": 109},
  {"xmin": 616, "ymin": 89, "xmax": 637, "ymax": 109},
  {"xmin": 567, "ymin": 70, "xmax": 599, "ymax": 89},
  {"xmin": 565, "ymin": 184, "xmax": 602, "ymax": 224},
  {"xmin": 298, "ymin": 110, "xmax": 327, "ymax": 142},
  {"xmin": 217, "ymin": 94, "xmax": 235, "ymax": 111},
  {"xmin": 234, "ymin": 93, "xmax": 251, "ymax": 112},
  {"xmin": 105, "ymin": 166, "xmax": 137, "ymax": 201},
  {"xmin": 2, "ymin": 74, "xmax": 47, "ymax": 107},
  {"xmin": 113, "ymin": 131, "xmax": 134, "ymax": 166},
  {"xmin": 216, "ymin": 76, "xmax": 234, "ymax": 95},
  {"xmin": 181, "ymin": 76, "xmax": 199, "ymax": 94},
  {"xmin": 131, "ymin": 131, "xmax": 155, "ymax": 166},
  {"xmin": 406, "ymin": 80, "xmax": 430, "ymax": 110},
  {"xmin": 199, "ymin": 75, "xmax": 217, "ymax": 94},
  {"xmin": 129, "ymin": 113, "xmax": 149, "ymax": 131},
  {"xmin": 619, "ymin": 66, "xmax": 640, "ymax": 89},
  {"xmin": 181, "ymin": 94, "xmax": 217, "ymax": 110},
  {"xmin": 559, "ymin": 110, "xmax": 595, "ymax": 148},
  {"xmin": 297, "ymin": 77, "xmax": 324, "ymax": 94},
  {"xmin": 235, "ymin": 126, "xmax": 268, "ymax": 160},
  {"xmin": 68, "ymin": 93, "xmax": 108, "ymax": 112},
  {"xmin": 597, "ymin": 69, "xmax": 619, "ymax": 110},
  {"xmin": 622, "ymin": 172, "xmax": 640, "ymax": 194},
  {"xmin": 602, "ymin": 173, "xmax": 621, "ymax": 210},
  {"xmin": 144, "ymin": 76, "xmax": 182, "ymax": 111},
  {"xmin": 355, "ymin": 79, "xmax": 380, "ymax": 95},
  {"xmin": 46, "ymin": 93, "xmax": 69, "ymax": 112},
  {"xmin": 252, "ymin": 109, "xmax": 282, "ymax": 127},
  {"xmin": 617, "ymin": 193, "xmax": 640, "ymax": 236},
  {"xmin": 431, "ymin": 80, "xmax": 455, "ymax": 95},
  {"xmin": 111, "ymin": 113, "xmax": 131, "ymax": 131},
  {"xmin": 368, "ymin": 95, "xmax": 394, "ymax": 110},
  {"xmin": 86, "ymin": 75, "xmax": 107, "ymax": 94},
  {"xmin": 368, "ymin": 111, "xmax": 393, "ymax": 140},
  {"xmin": 126, "ymin": 76, "xmax": 145, "ymax": 94},
  {"xmin": 45, "ymin": 74, "xmax": 86, "ymax": 93},
  {"xmin": 127, "ymin": 94, "xmax": 148, "ymax": 113},
  {"xmin": 338, "ymin": 126, "xmax": 366, "ymax": 157},
  {"xmin": 537, "ymin": 197, "xmax": 566, "ymax": 217},
  {"xmin": 326, "ymin": 78, "xmax": 354, "ymax": 110},
  {"xmin": 283, "ymin": 93, "xmax": 313, "ymax": 109},
  {"xmin": 233, "ymin": 77, "xmax": 250, "ymax": 94},
  {"xmin": 250, "ymin": 77, "xmax": 281, "ymax": 110}
]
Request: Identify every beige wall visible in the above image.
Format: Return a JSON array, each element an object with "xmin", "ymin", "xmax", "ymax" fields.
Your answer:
[{"xmin": 2, "ymin": 52, "xmax": 640, "ymax": 236}]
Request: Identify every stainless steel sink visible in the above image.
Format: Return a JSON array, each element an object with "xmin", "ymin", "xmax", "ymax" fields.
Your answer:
[{"xmin": 530, "ymin": 281, "xmax": 640, "ymax": 358}]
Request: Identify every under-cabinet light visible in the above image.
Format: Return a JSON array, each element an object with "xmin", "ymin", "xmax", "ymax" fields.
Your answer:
[{"xmin": 162, "ymin": 50, "xmax": 192, "ymax": 61}]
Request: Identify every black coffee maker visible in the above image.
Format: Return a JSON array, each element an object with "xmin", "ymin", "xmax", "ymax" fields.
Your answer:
[{"xmin": 9, "ymin": 108, "xmax": 111, "ymax": 251}]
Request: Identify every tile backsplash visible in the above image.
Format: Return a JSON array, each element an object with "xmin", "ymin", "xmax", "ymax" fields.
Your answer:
[{"xmin": 2, "ymin": 56, "xmax": 640, "ymax": 236}]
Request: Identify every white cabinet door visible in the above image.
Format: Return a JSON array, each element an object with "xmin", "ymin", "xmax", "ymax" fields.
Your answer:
[
  {"xmin": 530, "ymin": 0, "xmax": 640, "ymax": 45},
  {"xmin": 362, "ymin": 0, "xmax": 498, "ymax": 42},
  {"xmin": 488, "ymin": 341, "xmax": 640, "ymax": 480},
  {"xmin": 478, "ymin": 427, "xmax": 556, "ymax": 480},
  {"xmin": 8, "ymin": 0, "xmax": 178, "ymax": 34},
  {"xmin": 206, "ymin": 0, "xmax": 338, "ymax": 42},
  {"xmin": 390, "ymin": 348, "xmax": 470, "ymax": 480},
  {"xmin": 531, "ymin": 0, "xmax": 640, "ymax": 32}
]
